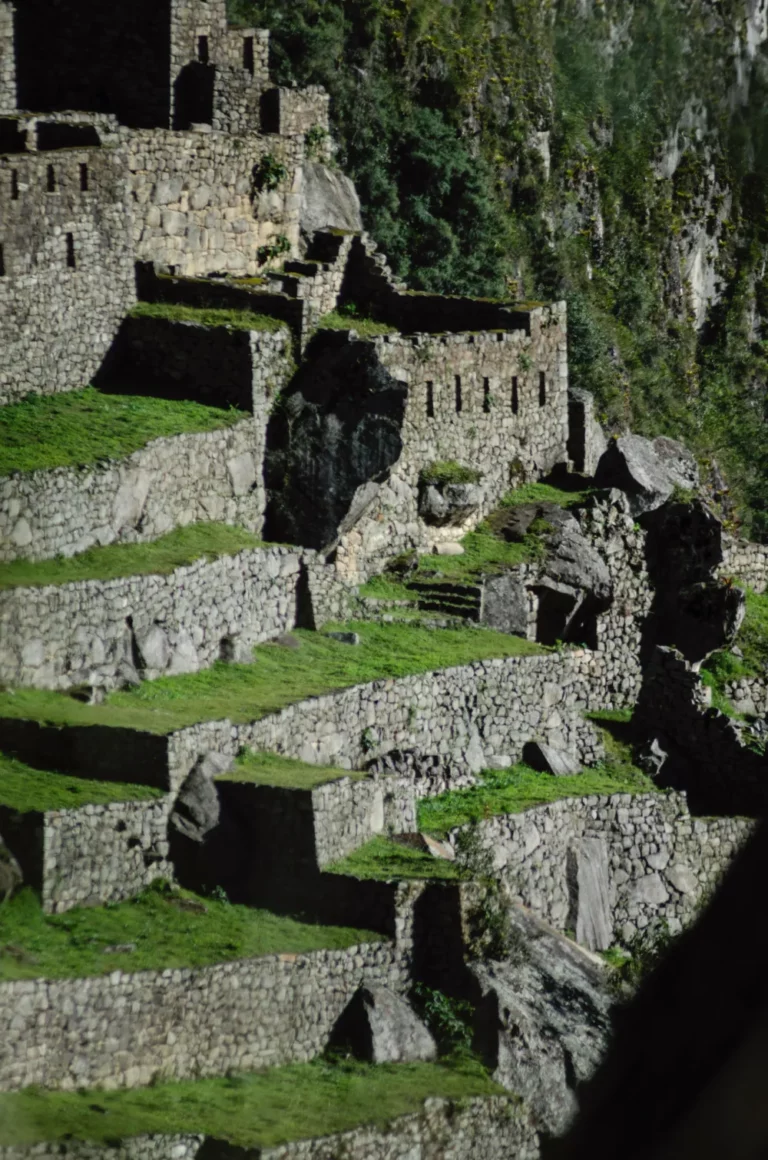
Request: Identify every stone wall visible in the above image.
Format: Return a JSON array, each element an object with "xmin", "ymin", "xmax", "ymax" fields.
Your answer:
[
  {"xmin": 635, "ymin": 645, "xmax": 768, "ymax": 815},
  {"xmin": 262, "ymin": 86, "xmax": 331, "ymax": 140},
  {"xmin": 0, "ymin": 546, "xmax": 304, "ymax": 691},
  {"xmin": 98, "ymin": 317, "xmax": 293, "ymax": 412},
  {"xmin": 0, "ymin": 1, "xmax": 15, "ymax": 115},
  {"xmin": 0, "ymin": 419, "xmax": 263, "ymax": 564},
  {"xmin": 0, "ymin": 1098, "xmax": 539, "ymax": 1160},
  {"xmin": 333, "ymin": 307, "xmax": 569, "ymax": 582},
  {"xmin": 720, "ymin": 532, "xmax": 768, "ymax": 593},
  {"xmin": 311, "ymin": 773, "xmax": 416, "ymax": 866},
  {"xmin": 0, "ymin": 940, "xmax": 407, "ymax": 1092},
  {"xmin": 127, "ymin": 129, "xmax": 304, "ymax": 276},
  {"xmin": 0, "ymin": 144, "xmax": 135, "ymax": 403},
  {"xmin": 725, "ymin": 673, "xmax": 768, "ymax": 716},
  {"xmin": 166, "ymin": 651, "xmax": 606, "ymax": 791},
  {"xmin": 459, "ymin": 791, "xmax": 750, "ymax": 945}
]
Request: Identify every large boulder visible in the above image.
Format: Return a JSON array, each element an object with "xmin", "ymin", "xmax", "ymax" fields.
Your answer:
[
  {"xmin": 471, "ymin": 905, "xmax": 614, "ymax": 1137},
  {"xmin": 523, "ymin": 740, "xmax": 581, "ymax": 777},
  {"xmin": 329, "ymin": 985, "xmax": 437, "ymax": 1064},
  {"xmin": 595, "ymin": 434, "xmax": 699, "ymax": 516},
  {"xmin": 670, "ymin": 580, "xmax": 746, "ymax": 664},
  {"xmin": 300, "ymin": 161, "xmax": 363, "ymax": 244},
  {"xmin": 482, "ymin": 570, "xmax": 530, "ymax": 636},
  {"xmin": 170, "ymin": 752, "xmax": 232, "ymax": 843},
  {"xmin": 419, "ymin": 482, "xmax": 484, "ymax": 526}
]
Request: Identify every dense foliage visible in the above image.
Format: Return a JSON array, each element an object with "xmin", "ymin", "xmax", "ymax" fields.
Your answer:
[{"xmin": 230, "ymin": 0, "xmax": 768, "ymax": 535}]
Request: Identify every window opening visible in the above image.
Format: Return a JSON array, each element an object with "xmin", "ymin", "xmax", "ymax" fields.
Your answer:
[
  {"xmin": 46, "ymin": 164, "xmax": 56, "ymax": 193},
  {"xmin": 79, "ymin": 163, "xmax": 89, "ymax": 192},
  {"xmin": 455, "ymin": 375, "xmax": 463, "ymax": 413},
  {"xmin": 10, "ymin": 169, "xmax": 18, "ymax": 200},
  {"xmin": 512, "ymin": 376, "xmax": 519, "ymax": 415},
  {"xmin": 243, "ymin": 36, "xmax": 255, "ymax": 74},
  {"xmin": 65, "ymin": 233, "xmax": 76, "ymax": 269},
  {"xmin": 0, "ymin": 244, "xmax": 5, "ymax": 276},
  {"xmin": 483, "ymin": 377, "xmax": 491, "ymax": 414},
  {"xmin": 539, "ymin": 372, "xmax": 547, "ymax": 407},
  {"xmin": 197, "ymin": 36, "xmax": 209, "ymax": 64},
  {"xmin": 426, "ymin": 381, "xmax": 435, "ymax": 419}
]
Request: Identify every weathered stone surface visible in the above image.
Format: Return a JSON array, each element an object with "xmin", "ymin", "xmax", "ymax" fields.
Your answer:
[
  {"xmin": 170, "ymin": 753, "xmax": 232, "ymax": 844},
  {"xmin": 299, "ymin": 161, "xmax": 363, "ymax": 242},
  {"xmin": 482, "ymin": 570, "xmax": 529, "ymax": 636},
  {"xmin": 433, "ymin": 542, "xmax": 464, "ymax": 556},
  {"xmin": 472, "ymin": 904, "xmax": 614, "ymax": 1136},
  {"xmin": 595, "ymin": 434, "xmax": 699, "ymax": 516},
  {"xmin": 570, "ymin": 837, "xmax": 613, "ymax": 952},
  {"xmin": 136, "ymin": 624, "xmax": 170, "ymax": 672},
  {"xmin": 324, "ymin": 631, "xmax": 360, "ymax": 645},
  {"xmin": 419, "ymin": 482, "xmax": 484, "ymax": 526},
  {"xmin": 329, "ymin": 985, "xmax": 437, "ymax": 1064},
  {"xmin": 523, "ymin": 741, "xmax": 581, "ymax": 777},
  {"xmin": 568, "ymin": 387, "xmax": 607, "ymax": 477}
]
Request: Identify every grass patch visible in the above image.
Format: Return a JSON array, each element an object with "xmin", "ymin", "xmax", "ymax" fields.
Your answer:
[
  {"xmin": 224, "ymin": 750, "xmax": 367, "ymax": 790},
  {"xmin": 0, "ymin": 1056, "xmax": 500, "ymax": 1148},
  {"xmin": 358, "ymin": 575, "xmax": 418, "ymax": 602},
  {"xmin": 0, "ymin": 622, "xmax": 543, "ymax": 735},
  {"xmin": 328, "ymin": 836, "xmax": 463, "ymax": 881},
  {"xmin": 0, "ymin": 524, "xmax": 263, "ymax": 591},
  {"xmin": 419, "ymin": 461, "xmax": 483, "ymax": 487},
  {"xmin": 0, "ymin": 882, "xmax": 383, "ymax": 982},
  {"xmin": 418, "ymin": 759, "xmax": 656, "ymax": 836},
  {"xmin": 131, "ymin": 302, "xmax": 288, "ymax": 333},
  {"xmin": 0, "ymin": 752, "xmax": 162, "ymax": 813},
  {"xmin": 500, "ymin": 481, "xmax": 593, "ymax": 509},
  {"xmin": 0, "ymin": 388, "xmax": 244, "ymax": 476},
  {"xmin": 317, "ymin": 310, "xmax": 398, "ymax": 337},
  {"xmin": 415, "ymin": 528, "xmax": 536, "ymax": 580},
  {"xmin": 702, "ymin": 586, "xmax": 768, "ymax": 700}
]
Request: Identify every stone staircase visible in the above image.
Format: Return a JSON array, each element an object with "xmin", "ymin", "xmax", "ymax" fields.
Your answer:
[{"xmin": 406, "ymin": 579, "xmax": 483, "ymax": 622}]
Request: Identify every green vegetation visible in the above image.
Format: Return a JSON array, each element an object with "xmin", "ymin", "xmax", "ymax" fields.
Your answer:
[
  {"xmin": 0, "ymin": 752, "xmax": 161, "ymax": 813},
  {"xmin": 0, "ymin": 622, "xmax": 543, "ymax": 735},
  {"xmin": 418, "ymin": 758, "xmax": 655, "ymax": 837},
  {"xmin": 358, "ymin": 574, "xmax": 416, "ymax": 603},
  {"xmin": 328, "ymin": 836, "xmax": 462, "ymax": 882},
  {"xmin": 0, "ymin": 882, "xmax": 383, "ymax": 982},
  {"xmin": 0, "ymin": 1056, "xmax": 500, "ymax": 1148},
  {"xmin": 419, "ymin": 461, "xmax": 483, "ymax": 487},
  {"xmin": 224, "ymin": 750, "xmax": 366, "ymax": 790},
  {"xmin": 500, "ymin": 481, "xmax": 593, "ymax": 509},
  {"xmin": 131, "ymin": 302, "xmax": 287, "ymax": 332},
  {"xmin": 701, "ymin": 587, "xmax": 768, "ymax": 713},
  {"xmin": 0, "ymin": 524, "xmax": 263, "ymax": 591},
  {"xmin": 415, "ymin": 527, "xmax": 537, "ymax": 580},
  {"xmin": 318, "ymin": 310, "xmax": 398, "ymax": 337},
  {"xmin": 0, "ymin": 387, "xmax": 244, "ymax": 476}
]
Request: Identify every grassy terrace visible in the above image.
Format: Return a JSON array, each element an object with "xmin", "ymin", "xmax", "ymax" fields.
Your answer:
[
  {"xmin": 0, "ymin": 1057, "xmax": 500, "ymax": 1147},
  {"xmin": 130, "ymin": 301, "xmax": 288, "ymax": 332},
  {"xmin": 0, "ymin": 523, "xmax": 263, "ymax": 591},
  {"xmin": 0, "ymin": 752, "xmax": 161, "ymax": 813},
  {"xmin": 0, "ymin": 622, "xmax": 543, "ymax": 735},
  {"xmin": 0, "ymin": 883, "xmax": 383, "ymax": 982},
  {"xmin": 225, "ymin": 750, "xmax": 367, "ymax": 790},
  {"xmin": 702, "ymin": 586, "xmax": 768, "ymax": 712},
  {"xmin": 0, "ymin": 387, "xmax": 245, "ymax": 476},
  {"xmin": 328, "ymin": 836, "xmax": 462, "ymax": 881},
  {"xmin": 318, "ymin": 309, "xmax": 398, "ymax": 337}
]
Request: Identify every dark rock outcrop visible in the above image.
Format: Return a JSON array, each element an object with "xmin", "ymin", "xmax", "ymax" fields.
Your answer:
[
  {"xmin": 0, "ymin": 836, "xmax": 22, "ymax": 901},
  {"xmin": 170, "ymin": 752, "xmax": 232, "ymax": 844},
  {"xmin": 419, "ymin": 482, "xmax": 484, "ymax": 526},
  {"xmin": 329, "ymin": 985, "xmax": 437, "ymax": 1064}
]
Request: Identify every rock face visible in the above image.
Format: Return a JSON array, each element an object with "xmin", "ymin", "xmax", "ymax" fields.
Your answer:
[
  {"xmin": 482, "ymin": 570, "xmax": 529, "ymax": 636},
  {"xmin": 569, "ymin": 837, "xmax": 613, "ymax": 951},
  {"xmin": 568, "ymin": 387, "xmax": 607, "ymax": 476},
  {"xmin": 419, "ymin": 482, "xmax": 484, "ymax": 526},
  {"xmin": 595, "ymin": 434, "xmax": 700, "ymax": 515},
  {"xmin": 329, "ymin": 985, "xmax": 437, "ymax": 1064},
  {"xmin": 523, "ymin": 740, "xmax": 581, "ymax": 777},
  {"xmin": 299, "ymin": 161, "xmax": 364, "ymax": 245},
  {"xmin": 471, "ymin": 904, "xmax": 614, "ymax": 1138},
  {"xmin": 170, "ymin": 752, "xmax": 233, "ymax": 844},
  {"xmin": 0, "ymin": 837, "xmax": 22, "ymax": 901}
]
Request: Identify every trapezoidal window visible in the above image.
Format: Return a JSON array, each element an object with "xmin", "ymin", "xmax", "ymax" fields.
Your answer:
[
  {"xmin": 65, "ymin": 233, "xmax": 76, "ymax": 269},
  {"xmin": 512, "ymin": 376, "xmax": 519, "ymax": 415},
  {"xmin": 46, "ymin": 164, "xmax": 56, "ymax": 193},
  {"xmin": 539, "ymin": 372, "xmax": 547, "ymax": 407},
  {"xmin": 426, "ymin": 381, "xmax": 435, "ymax": 418},
  {"xmin": 10, "ymin": 170, "xmax": 18, "ymax": 201},
  {"xmin": 0, "ymin": 243, "xmax": 5, "ymax": 276},
  {"xmin": 483, "ymin": 377, "xmax": 491, "ymax": 414},
  {"xmin": 197, "ymin": 36, "xmax": 210, "ymax": 64},
  {"xmin": 243, "ymin": 36, "xmax": 255, "ymax": 74},
  {"xmin": 79, "ymin": 163, "xmax": 89, "ymax": 192},
  {"xmin": 455, "ymin": 375, "xmax": 463, "ymax": 414}
]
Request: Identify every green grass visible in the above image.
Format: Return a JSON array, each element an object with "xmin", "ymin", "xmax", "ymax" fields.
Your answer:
[
  {"xmin": 499, "ymin": 481, "xmax": 593, "ymax": 508},
  {"xmin": 131, "ymin": 302, "xmax": 288, "ymax": 333},
  {"xmin": 224, "ymin": 750, "xmax": 367, "ymax": 790},
  {"xmin": 358, "ymin": 575, "xmax": 418, "ymax": 602},
  {"xmin": 328, "ymin": 836, "xmax": 463, "ymax": 881},
  {"xmin": 417, "ymin": 759, "xmax": 656, "ymax": 836},
  {"xmin": 702, "ymin": 587, "xmax": 768, "ymax": 703},
  {"xmin": 0, "ymin": 883, "xmax": 383, "ymax": 981},
  {"xmin": 0, "ymin": 388, "xmax": 245, "ymax": 476},
  {"xmin": 419, "ymin": 461, "xmax": 483, "ymax": 487},
  {"xmin": 0, "ymin": 1056, "xmax": 501, "ymax": 1148},
  {"xmin": 0, "ymin": 752, "xmax": 162, "ymax": 813},
  {"xmin": 317, "ymin": 310, "xmax": 398, "ymax": 337},
  {"xmin": 0, "ymin": 622, "xmax": 543, "ymax": 735},
  {"xmin": 415, "ymin": 528, "xmax": 536, "ymax": 580},
  {"xmin": 0, "ymin": 524, "xmax": 263, "ymax": 591}
]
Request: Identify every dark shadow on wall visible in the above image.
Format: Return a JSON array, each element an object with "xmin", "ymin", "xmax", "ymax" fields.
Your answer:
[{"xmin": 173, "ymin": 62, "xmax": 215, "ymax": 129}]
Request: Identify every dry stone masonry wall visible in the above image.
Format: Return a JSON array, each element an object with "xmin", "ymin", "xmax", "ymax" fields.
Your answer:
[
  {"xmin": 0, "ymin": 1, "xmax": 14, "ymax": 116},
  {"xmin": 720, "ymin": 532, "xmax": 768, "ymax": 592}
]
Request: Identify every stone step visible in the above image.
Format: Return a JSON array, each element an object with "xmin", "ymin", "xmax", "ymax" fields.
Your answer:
[
  {"xmin": 415, "ymin": 598, "xmax": 481, "ymax": 621},
  {"xmin": 407, "ymin": 580, "xmax": 482, "ymax": 600}
]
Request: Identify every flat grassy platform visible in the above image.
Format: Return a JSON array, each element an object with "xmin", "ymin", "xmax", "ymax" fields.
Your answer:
[
  {"xmin": 131, "ymin": 302, "xmax": 289, "ymax": 332},
  {"xmin": 0, "ymin": 523, "xmax": 263, "ymax": 591},
  {"xmin": 0, "ymin": 751, "xmax": 162, "ymax": 813},
  {"xmin": 0, "ymin": 882, "xmax": 383, "ymax": 981},
  {"xmin": 0, "ymin": 1057, "xmax": 501, "ymax": 1148},
  {"xmin": 0, "ymin": 622, "xmax": 544, "ymax": 735},
  {"xmin": 0, "ymin": 387, "xmax": 245, "ymax": 476},
  {"xmin": 328, "ymin": 837, "xmax": 462, "ymax": 882},
  {"xmin": 318, "ymin": 310, "xmax": 398, "ymax": 337},
  {"xmin": 224, "ymin": 751, "xmax": 367, "ymax": 790}
]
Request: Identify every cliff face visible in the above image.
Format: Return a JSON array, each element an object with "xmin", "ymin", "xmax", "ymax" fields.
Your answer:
[{"xmin": 231, "ymin": 0, "xmax": 768, "ymax": 537}]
